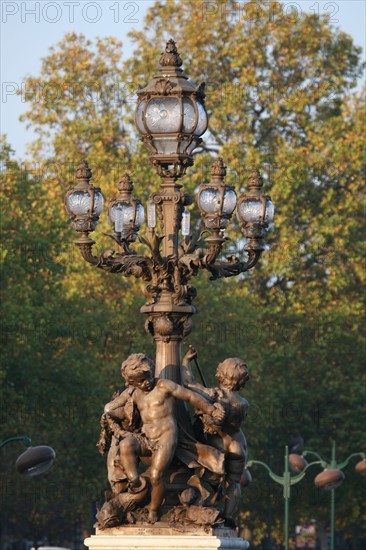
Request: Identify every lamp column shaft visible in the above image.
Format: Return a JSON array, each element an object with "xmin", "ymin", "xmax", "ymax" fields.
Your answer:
[
  {"xmin": 141, "ymin": 177, "xmax": 192, "ymax": 382},
  {"xmin": 141, "ymin": 298, "xmax": 194, "ymax": 384},
  {"xmin": 330, "ymin": 440, "xmax": 336, "ymax": 550},
  {"xmin": 284, "ymin": 446, "xmax": 290, "ymax": 550},
  {"xmin": 330, "ymin": 489, "xmax": 335, "ymax": 550},
  {"xmin": 155, "ymin": 338, "xmax": 182, "ymax": 382},
  {"xmin": 267, "ymin": 430, "xmax": 273, "ymax": 550},
  {"xmin": 159, "ymin": 178, "xmax": 183, "ymax": 258}
]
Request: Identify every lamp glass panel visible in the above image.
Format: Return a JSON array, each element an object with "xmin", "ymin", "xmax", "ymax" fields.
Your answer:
[
  {"xmin": 195, "ymin": 101, "xmax": 208, "ymax": 136},
  {"xmin": 110, "ymin": 202, "xmax": 131, "ymax": 225},
  {"xmin": 135, "ymin": 101, "xmax": 147, "ymax": 134},
  {"xmin": 182, "ymin": 98, "xmax": 196, "ymax": 133},
  {"xmin": 93, "ymin": 190, "xmax": 104, "ymax": 216},
  {"xmin": 199, "ymin": 188, "xmax": 222, "ymax": 214},
  {"xmin": 135, "ymin": 203, "xmax": 145, "ymax": 227},
  {"xmin": 239, "ymin": 197, "xmax": 274, "ymax": 224},
  {"xmin": 181, "ymin": 209, "xmax": 190, "ymax": 236},
  {"xmin": 222, "ymin": 189, "xmax": 237, "ymax": 216},
  {"xmin": 110, "ymin": 202, "xmax": 144, "ymax": 228},
  {"xmin": 266, "ymin": 199, "xmax": 275, "ymax": 223},
  {"xmin": 152, "ymin": 137, "xmax": 178, "ymax": 155},
  {"xmin": 147, "ymin": 201, "xmax": 156, "ymax": 228},
  {"xmin": 178, "ymin": 137, "xmax": 200, "ymax": 155},
  {"xmin": 67, "ymin": 191, "xmax": 91, "ymax": 216},
  {"xmin": 145, "ymin": 98, "xmax": 181, "ymax": 133}
]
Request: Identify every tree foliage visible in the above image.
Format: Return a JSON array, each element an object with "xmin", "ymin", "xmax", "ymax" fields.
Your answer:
[{"xmin": 1, "ymin": 0, "xmax": 365, "ymax": 546}]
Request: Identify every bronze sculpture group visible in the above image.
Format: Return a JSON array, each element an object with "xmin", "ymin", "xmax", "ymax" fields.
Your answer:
[{"xmin": 97, "ymin": 347, "xmax": 249, "ymax": 530}]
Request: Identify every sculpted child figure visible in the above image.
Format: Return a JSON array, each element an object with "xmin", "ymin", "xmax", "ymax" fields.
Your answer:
[
  {"xmin": 182, "ymin": 346, "xmax": 249, "ymax": 527},
  {"xmin": 104, "ymin": 353, "xmax": 225, "ymax": 524}
]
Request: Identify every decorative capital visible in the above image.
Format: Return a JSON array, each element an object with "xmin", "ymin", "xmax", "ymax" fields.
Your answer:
[
  {"xmin": 211, "ymin": 157, "xmax": 227, "ymax": 178},
  {"xmin": 76, "ymin": 160, "xmax": 92, "ymax": 182},
  {"xmin": 118, "ymin": 173, "xmax": 134, "ymax": 195},
  {"xmin": 160, "ymin": 39, "xmax": 183, "ymax": 67},
  {"xmin": 248, "ymin": 169, "xmax": 263, "ymax": 189}
]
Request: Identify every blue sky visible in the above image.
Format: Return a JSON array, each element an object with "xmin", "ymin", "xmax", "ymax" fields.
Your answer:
[{"xmin": 1, "ymin": 0, "xmax": 365, "ymax": 160}]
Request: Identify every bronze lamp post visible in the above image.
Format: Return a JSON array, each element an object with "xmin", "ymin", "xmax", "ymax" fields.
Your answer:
[{"xmin": 64, "ymin": 39, "xmax": 274, "ymax": 382}]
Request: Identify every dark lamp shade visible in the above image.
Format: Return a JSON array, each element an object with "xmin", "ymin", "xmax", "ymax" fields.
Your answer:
[
  {"xmin": 240, "ymin": 468, "xmax": 252, "ymax": 487},
  {"xmin": 15, "ymin": 446, "xmax": 55, "ymax": 477},
  {"xmin": 314, "ymin": 469, "xmax": 345, "ymax": 491},
  {"xmin": 355, "ymin": 458, "xmax": 366, "ymax": 475},
  {"xmin": 289, "ymin": 454, "xmax": 308, "ymax": 473}
]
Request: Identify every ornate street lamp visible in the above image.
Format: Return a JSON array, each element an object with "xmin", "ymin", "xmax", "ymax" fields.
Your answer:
[
  {"xmin": 247, "ymin": 446, "xmax": 322, "ymax": 550},
  {"xmin": 64, "ymin": 38, "xmax": 275, "ymax": 382},
  {"xmin": 247, "ymin": 442, "xmax": 365, "ymax": 550},
  {"xmin": 64, "ymin": 38, "xmax": 277, "ymax": 547},
  {"xmin": 246, "ymin": 441, "xmax": 366, "ymax": 550},
  {"xmin": 289, "ymin": 440, "xmax": 365, "ymax": 550}
]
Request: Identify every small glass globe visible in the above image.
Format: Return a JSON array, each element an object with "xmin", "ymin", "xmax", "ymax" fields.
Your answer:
[
  {"xmin": 108, "ymin": 201, "xmax": 144, "ymax": 238},
  {"xmin": 199, "ymin": 188, "xmax": 236, "ymax": 215},
  {"xmin": 198, "ymin": 187, "xmax": 237, "ymax": 229},
  {"xmin": 238, "ymin": 197, "xmax": 274, "ymax": 225}
]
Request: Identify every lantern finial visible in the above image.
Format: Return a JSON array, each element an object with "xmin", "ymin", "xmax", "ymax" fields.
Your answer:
[
  {"xmin": 211, "ymin": 157, "xmax": 227, "ymax": 178},
  {"xmin": 76, "ymin": 159, "xmax": 92, "ymax": 184},
  {"xmin": 248, "ymin": 169, "xmax": 263, "ymax": 191},
  {"xmin": 160, "ymin": 39, "xmax": 183, "ymax": 67},
  {"xmin": 118, "ymin": 174, "xmax": 134, "ymax": 197}
]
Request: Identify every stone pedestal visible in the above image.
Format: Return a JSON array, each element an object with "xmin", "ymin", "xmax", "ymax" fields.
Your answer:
[{"xmin": 85, "ymin": 524, "xmax": 250, "ymax": 550}]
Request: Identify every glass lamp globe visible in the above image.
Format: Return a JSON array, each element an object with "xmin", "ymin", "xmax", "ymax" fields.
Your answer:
[
  {"xmin": 198, "ymin": 187, "xmax": 236, "ymax": 229},
  {"xmin": 197, "ymin": 157, "xmax": 237, "ymax": 230},
  {"xmin": 107, "ymin": 174, "xmax": 145, "ymax": 242},
  {"xmin": 135, "ymin": 39, "xmax": 208, "ymax": 176},
  {"xmin": 237, "ymin": 169, "xmax": 275, "ymax": 244},
  {"xmin": 238, "ymin": 196, "xmax": 274, "ymax": 226},
  {"xmin": 314, "ymin": 469, "xmax": 345, "ymax": 491},
  {"xmin": 64, "ymin": 160, "xmax": 104, "ymax": 232}
]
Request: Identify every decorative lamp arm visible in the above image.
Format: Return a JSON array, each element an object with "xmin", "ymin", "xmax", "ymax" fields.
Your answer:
[
  {"xmin": 246, "ymin": 459, "xmax": 284, "ymax": 486},
  {"xmin": 300, "ymin": 459, "xmax": 327, "ymax": 475},
  {"xmin": 338, "ymin": 452, "xmax": 366, "ymax": 471},
  {"xmin": 205, "ymin": 249, "xmax": 262, "ymax": 280},
  {"xmin": 74, "ymin": 232, "xmax": 153, "ymax": 279},
  {"xmin": 0, "ymin": 436, "xmax": 32, "ymax": 450},
  {"xmin": 303, "ymin": 450, "xmax": 325, "ymax": 463},
  {"xmin": 74, "ymin": 234, "xmax": 100, "ymax": 266}
]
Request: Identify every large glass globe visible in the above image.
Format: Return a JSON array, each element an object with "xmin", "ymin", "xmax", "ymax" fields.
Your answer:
[{"xmin": 67, "ymin": 190, "xmax": 104, "ymax": 217}]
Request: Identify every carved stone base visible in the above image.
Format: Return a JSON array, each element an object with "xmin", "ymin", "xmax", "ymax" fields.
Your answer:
[{"xmin": 85, "ymin": 525, "xmax": 250, "ymax": 549}]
